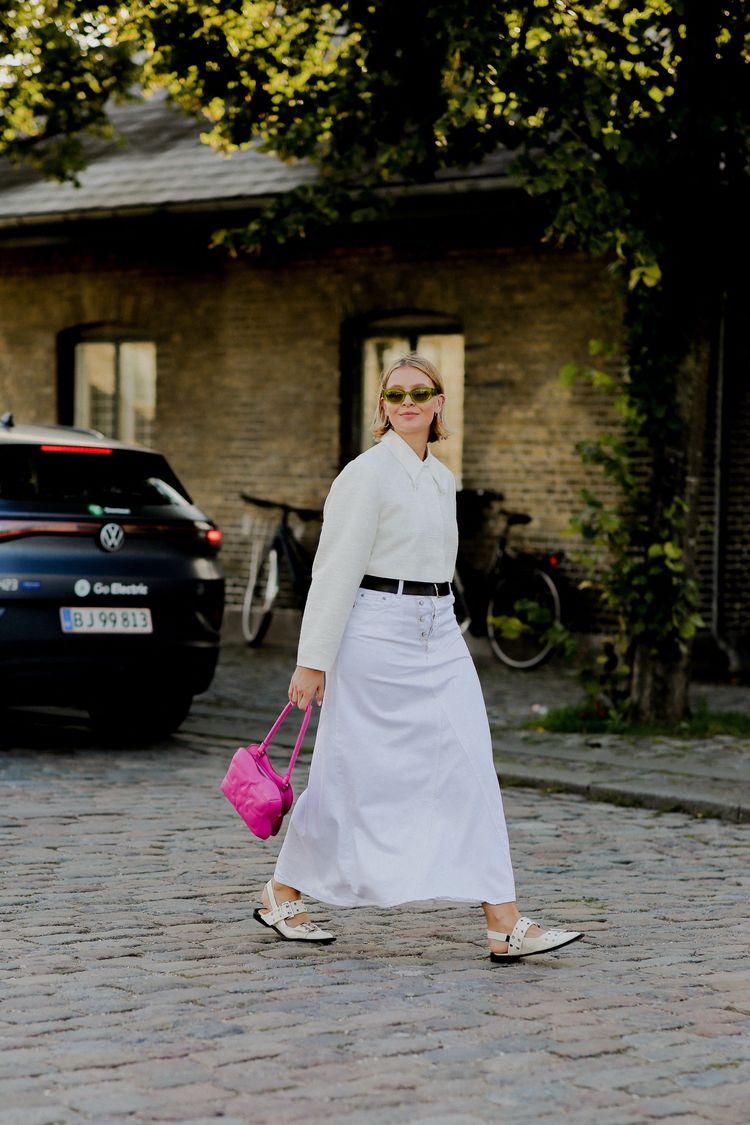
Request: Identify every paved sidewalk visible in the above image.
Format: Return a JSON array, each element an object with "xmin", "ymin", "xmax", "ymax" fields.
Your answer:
[
  {"xmin": 199, "ymin": 613, "xmax": 750, "ymax": 825},
  {"xmin": 481, "ymin": 667, "xmax": 750, "ymax": 827}
]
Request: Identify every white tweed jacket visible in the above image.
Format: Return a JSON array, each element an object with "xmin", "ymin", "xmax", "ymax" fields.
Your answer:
[{"xmin": 297, "ymin": 429, "xmax": 458, "ymax": 672}]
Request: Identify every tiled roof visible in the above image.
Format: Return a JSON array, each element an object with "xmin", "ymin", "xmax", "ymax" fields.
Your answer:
[{"xmin": 0, "ymin": 91, "xmax": 514, "ymax": 226}]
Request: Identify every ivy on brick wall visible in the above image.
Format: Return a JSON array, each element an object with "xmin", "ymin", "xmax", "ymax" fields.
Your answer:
[{"xmin": 561, "ymin": 328, "xmax": 705, "ymax": 721}]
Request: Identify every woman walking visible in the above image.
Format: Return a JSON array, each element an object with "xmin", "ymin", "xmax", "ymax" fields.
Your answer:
[{"xmin": 254, "ymin": 354, "xmax": 582, "ymax": 963}]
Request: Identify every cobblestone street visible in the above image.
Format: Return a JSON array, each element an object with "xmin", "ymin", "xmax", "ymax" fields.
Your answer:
[{"xmin": 2, "ymin": 635, "xmax": 749, "ymax": 1123}]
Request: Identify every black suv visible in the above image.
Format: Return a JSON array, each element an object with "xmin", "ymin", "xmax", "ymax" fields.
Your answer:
[{"xmin": 0, "ymin": 417, "xmax": 224, "ymax": 740}]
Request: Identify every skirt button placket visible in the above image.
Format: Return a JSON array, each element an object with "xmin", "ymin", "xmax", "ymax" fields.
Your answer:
[
  {"xmin": 417, "ymin": 599, "xmax": 427, "ymax": 640},
  {"xmin": 419, "ymin": 597, "xmax": 436, "ymax": 645}
]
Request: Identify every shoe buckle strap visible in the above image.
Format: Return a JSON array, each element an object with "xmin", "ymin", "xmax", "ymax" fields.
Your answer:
[
  {"xmin": 266, "ymin": 898, "xmax": 306, "ymax": 925},
  {"xmin": 509, "ymin": 916, "xmax": 535, "ymax": 954}
]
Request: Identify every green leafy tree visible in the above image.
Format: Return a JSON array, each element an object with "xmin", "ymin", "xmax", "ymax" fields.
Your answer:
[
  {"xmin": 1, "ymin": 2, "xmax": 748, "ymax": 721},
  {"xmin": 0, "ymin": 2, "xmax": 138, "ymax": 178}
]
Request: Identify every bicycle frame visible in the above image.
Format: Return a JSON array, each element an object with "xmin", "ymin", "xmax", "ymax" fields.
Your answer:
[
  {"xmin": 273, "ymin": 510, "xmax": 314, "ymax": 605},
  {"xmin": 454, "ymin": 491, "xmax": 565, "ymax": 648},
  {"xmin": 239, "ymin": 493, "xmax": 321, "ymax": 645}
]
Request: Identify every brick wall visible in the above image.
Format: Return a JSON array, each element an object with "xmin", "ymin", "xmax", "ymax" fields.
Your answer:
[
  {"xmin": 5, "ymin": 220, "xmax": 739, "ymax": 649},
  {"xmin": 0, "ymin": 229, "xmax": 621, "ymax": 606}
]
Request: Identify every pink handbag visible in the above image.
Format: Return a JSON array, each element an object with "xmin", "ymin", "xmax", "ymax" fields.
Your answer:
[{"xmin": 220, "ymin": 702, "xmax": 312, "ymax": 840}]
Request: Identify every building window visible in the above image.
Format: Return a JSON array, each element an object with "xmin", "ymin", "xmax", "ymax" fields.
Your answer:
[
  {"xmin": 350, "ymin": 315, "xmax": 465, "ymax": 480},
  {"xmin": 73, "ymin": 339, "xmax": 157, "ymax": 446}
]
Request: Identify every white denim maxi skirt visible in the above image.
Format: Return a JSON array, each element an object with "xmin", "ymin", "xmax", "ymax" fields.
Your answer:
[{"xmin": 274, "ymin": 588, "xmax": 516, "ymax": 908}]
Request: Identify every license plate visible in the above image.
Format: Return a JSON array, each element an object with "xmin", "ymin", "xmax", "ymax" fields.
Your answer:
[{"xmin": 60, "ymin": 607, "xmax": 153, "ymax": 634}]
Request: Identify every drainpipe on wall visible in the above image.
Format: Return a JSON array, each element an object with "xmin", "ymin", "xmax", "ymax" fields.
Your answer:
[{"xmin": 710, "ymin": 291, "xmax": 739, "ymax": 673}]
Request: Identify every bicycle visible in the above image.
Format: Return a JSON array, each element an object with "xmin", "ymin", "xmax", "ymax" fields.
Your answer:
[
  {"xmin": 454, "ymin": 488, "xmax": 565, "ymax": 670},
  {"xmin": 239, "ymin": 493, "xmax": 321, "ymax": 646},
  {"xmin": 240, "ymin": 488, "xmax": 564, "ymax": 668}
]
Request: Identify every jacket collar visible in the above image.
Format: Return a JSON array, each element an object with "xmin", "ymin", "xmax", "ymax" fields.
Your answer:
[{"xmin": 380, "ymin": 428, "xmax": 446, "ymax": 492}]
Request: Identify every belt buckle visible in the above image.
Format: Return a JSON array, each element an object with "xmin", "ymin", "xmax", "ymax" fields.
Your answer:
[{"xmin": 433, "ymin": 583, "xmax": 439, "ymax": 597}]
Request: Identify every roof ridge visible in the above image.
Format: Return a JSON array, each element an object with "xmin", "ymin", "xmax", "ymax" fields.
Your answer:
[{"xmin": 0, "ymin": 94, "xmax": 514, "ymax": 227}]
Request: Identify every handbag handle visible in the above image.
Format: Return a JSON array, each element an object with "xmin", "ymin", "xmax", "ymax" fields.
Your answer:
[{"xmin": 259, "ymin": 701, "xmax": 313, "ymax": 785}]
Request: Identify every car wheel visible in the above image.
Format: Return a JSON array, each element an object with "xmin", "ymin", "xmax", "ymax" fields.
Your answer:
[{"xmin": 88, "ymin": 689, "xmax": 194, "ymax": 744}]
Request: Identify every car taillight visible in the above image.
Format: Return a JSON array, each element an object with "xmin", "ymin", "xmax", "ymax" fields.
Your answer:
[
  {"xmin": 0, "ymin": 518, "xmax": 223, "ymax": 548},
  {"xmin": 40, "ymin": 445, "xmax": 113, "ymax": 454},
  {"xmin": 194, "ymin": 522, "xmax": 222, "ymax": 550},
  {"xmin": 0, "ymin": 520, "xmax": 94, "ymax": 541}
]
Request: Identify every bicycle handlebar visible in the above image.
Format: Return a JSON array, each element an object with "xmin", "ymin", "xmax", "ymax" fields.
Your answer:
[{"xmin": 240, "ymin": 492, "xmax": 322, "ymax": 521}]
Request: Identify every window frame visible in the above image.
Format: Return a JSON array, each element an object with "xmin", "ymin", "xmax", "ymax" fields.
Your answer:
[
  {"xmin": 340, "ymin": 309, "xmax": 464, "ymax": 468},
  {"xmin": 57, "ymin": 324, "xmax": 157, "ymax": 445}
]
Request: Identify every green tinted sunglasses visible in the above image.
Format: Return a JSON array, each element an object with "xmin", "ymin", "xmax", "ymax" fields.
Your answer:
[{"xmin": 382, "ymin": 386, "xmax": 440, "ymax": 405}]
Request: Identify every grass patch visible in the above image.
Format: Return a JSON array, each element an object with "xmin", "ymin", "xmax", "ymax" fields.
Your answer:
[{"xmin": 524, "ymin": 702, "xmax": 750, "ymax": 739}]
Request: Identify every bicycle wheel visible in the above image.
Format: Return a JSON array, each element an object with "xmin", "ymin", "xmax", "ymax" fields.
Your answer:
[
  {"xmin": 242, "ymin": 545, "xmax": 280, "ymax": 646},
  {"xmin": 486, "ymin": 568, "xmax": 561, "ymax": 669}
]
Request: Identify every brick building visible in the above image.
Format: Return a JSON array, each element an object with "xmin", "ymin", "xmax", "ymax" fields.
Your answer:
[{"xmin": 0, "ymin": 95, "xmax": 746, "ymax": 664}]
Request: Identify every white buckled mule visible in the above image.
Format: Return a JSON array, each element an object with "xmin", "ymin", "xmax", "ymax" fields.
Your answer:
[
  {"xmin": 488, "ymin": 916, "xmax": 582, "ymax": 964},
  {"xmin": 253, "ymin": 879, "xmax": 335, "ymax": 944}
]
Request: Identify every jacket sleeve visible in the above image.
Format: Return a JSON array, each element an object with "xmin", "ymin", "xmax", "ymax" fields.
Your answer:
[{"xmin": 296, "ymin": 459, "xmax": 381, "ymax": 672}]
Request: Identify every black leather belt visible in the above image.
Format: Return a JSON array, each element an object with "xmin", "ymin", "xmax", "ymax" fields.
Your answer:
[{"xmin": 360, "ymin": 574, "xmax": 452, "ymax": 597}]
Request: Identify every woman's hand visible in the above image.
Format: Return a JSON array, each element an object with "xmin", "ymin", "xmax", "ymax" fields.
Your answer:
[{"xmin": 289, "ymin": 666, "xmax": 325, "ymax": 710}]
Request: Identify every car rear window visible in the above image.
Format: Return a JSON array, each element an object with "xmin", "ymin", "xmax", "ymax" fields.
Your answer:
[{"xmin": 0, "ymin": 446, "xmax": 194, "ymax": 514}]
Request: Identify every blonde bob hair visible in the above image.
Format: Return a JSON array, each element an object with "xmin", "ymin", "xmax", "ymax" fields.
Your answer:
[{"xmin": 371, "ymin": 353, "xmax": 450, "ymax": 443}]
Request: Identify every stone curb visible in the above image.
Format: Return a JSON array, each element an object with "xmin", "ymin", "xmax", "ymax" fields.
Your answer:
[
  {"xmin": 494, "ymin": 764, "xmax": 747, "ymax": 824},
  {"xmin": 491, "ymin": 728, "xmax": 749, "ymax": 824}
]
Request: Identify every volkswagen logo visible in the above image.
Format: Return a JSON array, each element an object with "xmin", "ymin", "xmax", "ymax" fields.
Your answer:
[{"xmin": 98, "ymin": 523, "xmax": 125, "ymax": 553}]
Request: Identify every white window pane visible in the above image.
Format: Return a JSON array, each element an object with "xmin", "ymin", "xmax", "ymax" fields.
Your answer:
[
  {"xmin": 74, "ymin": 343, "xmax": 116, "ymax": 436},
  {"xmin": 119, "ymin": 342, "xmax": 157, "ymax": 446},
  {"xmin": 361, "ymin": 336, "xmax": 410, "ymax": 450},
  {"xmin": 417, "ymin": 334, "xmax": 465, "ymax": 482}
]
